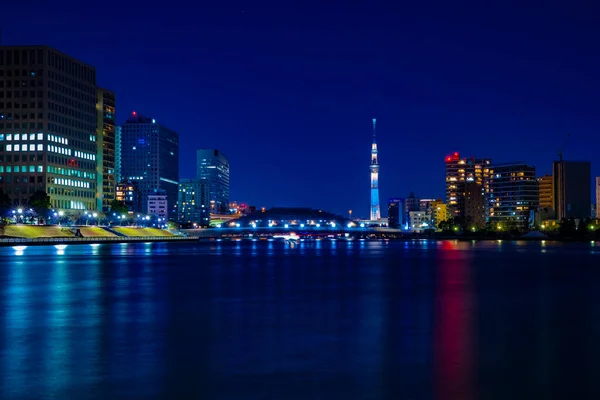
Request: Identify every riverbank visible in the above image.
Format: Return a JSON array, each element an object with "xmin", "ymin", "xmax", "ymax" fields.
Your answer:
[{"xmin": 0, "ymin": 235, "xmax": 197, "ymax": 247}]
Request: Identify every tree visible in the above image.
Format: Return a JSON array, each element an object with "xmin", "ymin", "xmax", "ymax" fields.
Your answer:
[
  {"xmin": 28, "ymin": 190, "xmax": 51, "ymax": 223},
  {"xmin": 0, "ymin": 189, "xmax": 11, "ymax": 216},
  {"xmin": 559, "ymin": 217, "xmax": 576, "ymax": 236},
  {"xmin": 110, "ymin": 199, "xmax": 128, "ymax": 215}
]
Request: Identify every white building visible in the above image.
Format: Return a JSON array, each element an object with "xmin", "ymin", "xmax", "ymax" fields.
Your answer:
[
  {"xmin": 148, "ymin": 189, "xmax": 168, "ymax": 219},
  {"xmin": 409, "ymin": 211, "xmax": 430, "ymax": 232}
]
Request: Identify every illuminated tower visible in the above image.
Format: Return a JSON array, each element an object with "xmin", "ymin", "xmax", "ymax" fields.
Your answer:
[{"xmin": 370, "ymin": 118, "xmax": 381, "ymax": 220}]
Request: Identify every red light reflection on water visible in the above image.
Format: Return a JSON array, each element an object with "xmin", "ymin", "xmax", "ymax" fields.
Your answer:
[{"xmin": 434, "ymin": 241, "xmax": 476, "ymax": 399}]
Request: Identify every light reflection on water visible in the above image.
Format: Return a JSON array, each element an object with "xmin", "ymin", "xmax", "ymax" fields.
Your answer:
[{"xmin": 0, "ymin": 240, "xmax": 599, "ymax": 399}]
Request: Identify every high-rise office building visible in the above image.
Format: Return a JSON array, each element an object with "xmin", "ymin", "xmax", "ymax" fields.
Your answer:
[
  {"xmin": 553, "ymin": 161, "xmax": 591, "ymax": 219},
  {"xmin": 115, "ymin": 126, "xmax": 122, "ymax": 184},
  {"xmin": 196, "ymin": 149, "xmax": 229, "ymax": 213},
  {"xmin": 119, "ymin": 113, "xmax": 179, "ymax": 217},
  {"xmin": 96, "ymin": 88, "xmax": 116, "ymax": 211},
  {"xmin": 387, "ymin": 197, "xmax": 403, "ymax": 229},
  {"xmin": 488, "ymin": 163, "xmax": 538, "ymax": 229},
  {"xmin": 178, "ymin": 178, "xmax": 210, "ymax": 226},
  {"xmin": 445, "ymin": 152, "xmax": 491, "ymax": 220},
  {"xmin": 0, "ymin": 46, "xmax": 101, "ymax": 211}
]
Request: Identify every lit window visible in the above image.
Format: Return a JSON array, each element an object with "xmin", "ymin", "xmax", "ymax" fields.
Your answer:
[
  {"xmin": 21, "ymin": 145, "xmax": 27, "ymax": 152},
  {"xmin": 6, "ymin": 134, "xmax": 12, "ymax": 141},
  {"xmin": 37, "ymin": 133, "xmax": 43, "ymax": 140},
  {"xmin": 0, "ymin": 134, "xmax": 3, "ymax": 141},
  {"xmin": 14, "ymin": 166, "xmax": 20, "ymax": 172},
  {"xmin": 37, "ymin": 166, "xmax": 43, "ymax": 172},
  {"xmin": 37, "ymin": 144, "xmax": 42, "ymax": 151},
  {"xmin": 14, "ymin": 144, "xmax": 19, "ymax": 151},
  {"xmin": 0, "ymin": 166, "xmax": 3, "ymax": 172},
  {"xmin": 29, "ymin": 166, "xmax": 35, "ymax": 172},
  {"xmin": 14, "ymin": 134, "xmax": 20, "ymax": 140},
  {"xmin": 29, "ymin": 144, "xmax": 35, "ymax": 151}
]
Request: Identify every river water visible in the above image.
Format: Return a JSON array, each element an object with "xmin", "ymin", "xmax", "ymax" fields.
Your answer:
[{"xmin": 1, "ymin": 239, "xmax": 599, "ymax": 399}]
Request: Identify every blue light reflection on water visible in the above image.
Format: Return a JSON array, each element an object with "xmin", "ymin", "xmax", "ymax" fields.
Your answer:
[{"xmin": 0, "ymin": 240, "xmax": 600, "ymax": 398}]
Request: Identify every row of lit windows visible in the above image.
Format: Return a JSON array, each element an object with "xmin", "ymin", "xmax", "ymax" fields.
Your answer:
[
  {"xmin": 5, "ymin": 144, "xmax": 44, "ymax": 152},
  {"xmin": 48, "ymin": 144, "xmax": 72, "ymax": 156},
  {"xmin": 0, "ymin": 133, "xmax": 44, "ymax": 141},
  {"xmin": 0, "ymin": 165, "xmax": 43, "ymax": 173},
  {"xmin": 74, "ymin": 150, "xmax": 96, "ymax": 161},
  {"xmin": 47, "ymin": 165, "xmax": 95, "ymax": 179},
  {"xmin": 47, "ymin": 134, "xmax": 69, "ymax": 145},
  {"xmin": 51, "ymin": 177, "xmax": 91, "ymax": 189}
]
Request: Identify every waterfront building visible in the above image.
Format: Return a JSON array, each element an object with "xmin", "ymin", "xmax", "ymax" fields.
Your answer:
[
  {"xmin": 115, "ymin": 126, "xmax": 122, "ymax": 183},
  {"xmin": 196, "ymin": 149, "xmax": 229, "ymax": 213},
  {"xmin": 178, "ymin": 178, "xmax": 210, "ymax": 226},
  {"xmin": 463, "ymin": 181, "xmax": 486, "ymax": 229},
  {"xmin": 369, "ymin": 118, "xmax": 380, "ymax": 220},
  {"xmin": 488, "ymin": 163, "xmax": 538, "ymax": 229},
  {"xmin": 596, "ymin": 177, "xmax": 600, "ymax": 218},
  {"xmin": 388, "ymin": 198, "xmax": 403, "ymax": 229},
  {"xmin": 96, "ymin": 89, "xmax": 116, "ymax": 211},
  {"xmin": 409, "ymin": 211, "xmax": 429, "ymax": 232},
  {"xmin": 404, "ymin": 192, "xmax": 420, "ymax": 224},
  {"xmin": 119, "ymin": 113, "xmax": 179, "ymax": 217},
  {"xmin": 445, "ymin": 152, "xmax": 491, "ymax": 220},
  {"xmin": 429, "ymin": 200, "xmax": 448, "ymax": 229},
  {"xmin": 553, "ymin": 161, "xmax": 591, "ymax": 219},
  {"xmin": 115, "ymin": 180, "xmax": 141, "ymax": 212},
  {"xmin": 147, "ymin": 189, "xmax": 168, "ymax": 219},
  {"xmin": 0, "ymin": 45, "xmax": 101, "ymax": 211}
]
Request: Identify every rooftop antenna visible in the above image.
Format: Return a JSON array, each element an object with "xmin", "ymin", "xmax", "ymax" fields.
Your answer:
[{"xmin": 558, "ymin": 132, "xmax": 571, "ymax": 162}]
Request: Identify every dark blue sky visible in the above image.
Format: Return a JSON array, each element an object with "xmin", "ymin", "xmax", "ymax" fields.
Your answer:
[{"xmin": 2, "ymin": 1, "xmax": 599, "ymax": 217}]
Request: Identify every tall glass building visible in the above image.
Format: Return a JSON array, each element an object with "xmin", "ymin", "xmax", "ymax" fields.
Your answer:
[
  {"xmin": 96, "ymin": 89, "xmax": 116, "ymax": 211},
  {"xmin": 0, "ymin": 46, "xmax": 102, "ymax": 211},
  {"xmin": 196, "ymin": 149, "xmax": 229, "ymax": 213},
  {"xmin": 488, "ymin": 163, "xmax": 538, "ymax": 229},
  {"xmin": 119, "ymin": 113, "xmax": 179, "ymax": 217}
]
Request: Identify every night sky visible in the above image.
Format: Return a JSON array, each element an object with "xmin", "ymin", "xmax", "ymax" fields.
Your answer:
[{"xmin": 2, "ymin": 1, "xmax": 599, "ymax": 217}]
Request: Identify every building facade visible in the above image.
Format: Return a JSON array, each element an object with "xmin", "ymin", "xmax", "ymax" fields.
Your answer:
[
  {"xmin": 115, "ymin": 180, "xmax": 140, "ymax": 212},
  {"xmin": 178, "ymin": 178, "xmax": 210, "ymax": 226},
  {"xmin": 445, "ymin": 152, "xmax": 491, "ymax": 221},
  {"xmin": 96, "ymin": 89, "xmax": 116, "ymax": 211},
  {"xmin": 537, "ymin": 175, "xmax": 554, "ymax": 209},
  {"xmin": 115, "ymin": 126, "xmax": 122, "ymax": 183},
  {"xmin": 488, "ymin": 163, "xmax": 538, "ymax": 229},
  {"xmin": 119, "ymin": 113, "xmax": 179, "ymax": 217},
  {"xmin": 553, "ymin": 161, "xmax": 591, "ymax": 219},
  {"xmin": 387, "ymin": 197, "xmax": 403, "ymax": 229},
  {"xmin": 0, "ymin": 46, "xmax": 101, "ymax": 212},
  {"xmin": 596, "ymin": 177, "xmax": 600, "ymax": 217},
  {"xmin": 196, "ymin": 149, "xmax": 229, "ymax": 213},
  {"xmin": 409, "ymin": 211, "xmax": 429, "ymax": 232},
  {"xmin": 147, "ymin": 189, "xmax": 168, "ymax": 219},
  {"xmin": 463, "ymin": 181, "xmax": 486, "ymax": 229},
  {"xmin": 430, "ymin": 201, "xmax": 448, "ymax": 229}
]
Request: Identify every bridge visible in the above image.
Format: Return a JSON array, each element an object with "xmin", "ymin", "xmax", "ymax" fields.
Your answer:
[{"xmin": 181, "ymin": 226, "xmax": 404, "ymax": 239}]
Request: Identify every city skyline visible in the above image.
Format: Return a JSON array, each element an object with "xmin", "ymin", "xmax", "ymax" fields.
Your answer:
[{"xmin": 1, "ymin": 2, "xmax": 599, "ymax": 216}]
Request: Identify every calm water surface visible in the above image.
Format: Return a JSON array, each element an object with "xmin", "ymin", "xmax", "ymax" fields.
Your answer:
[{"xmin": 1, "ymin": 239, "xmax": 600, "ymax": 399}]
